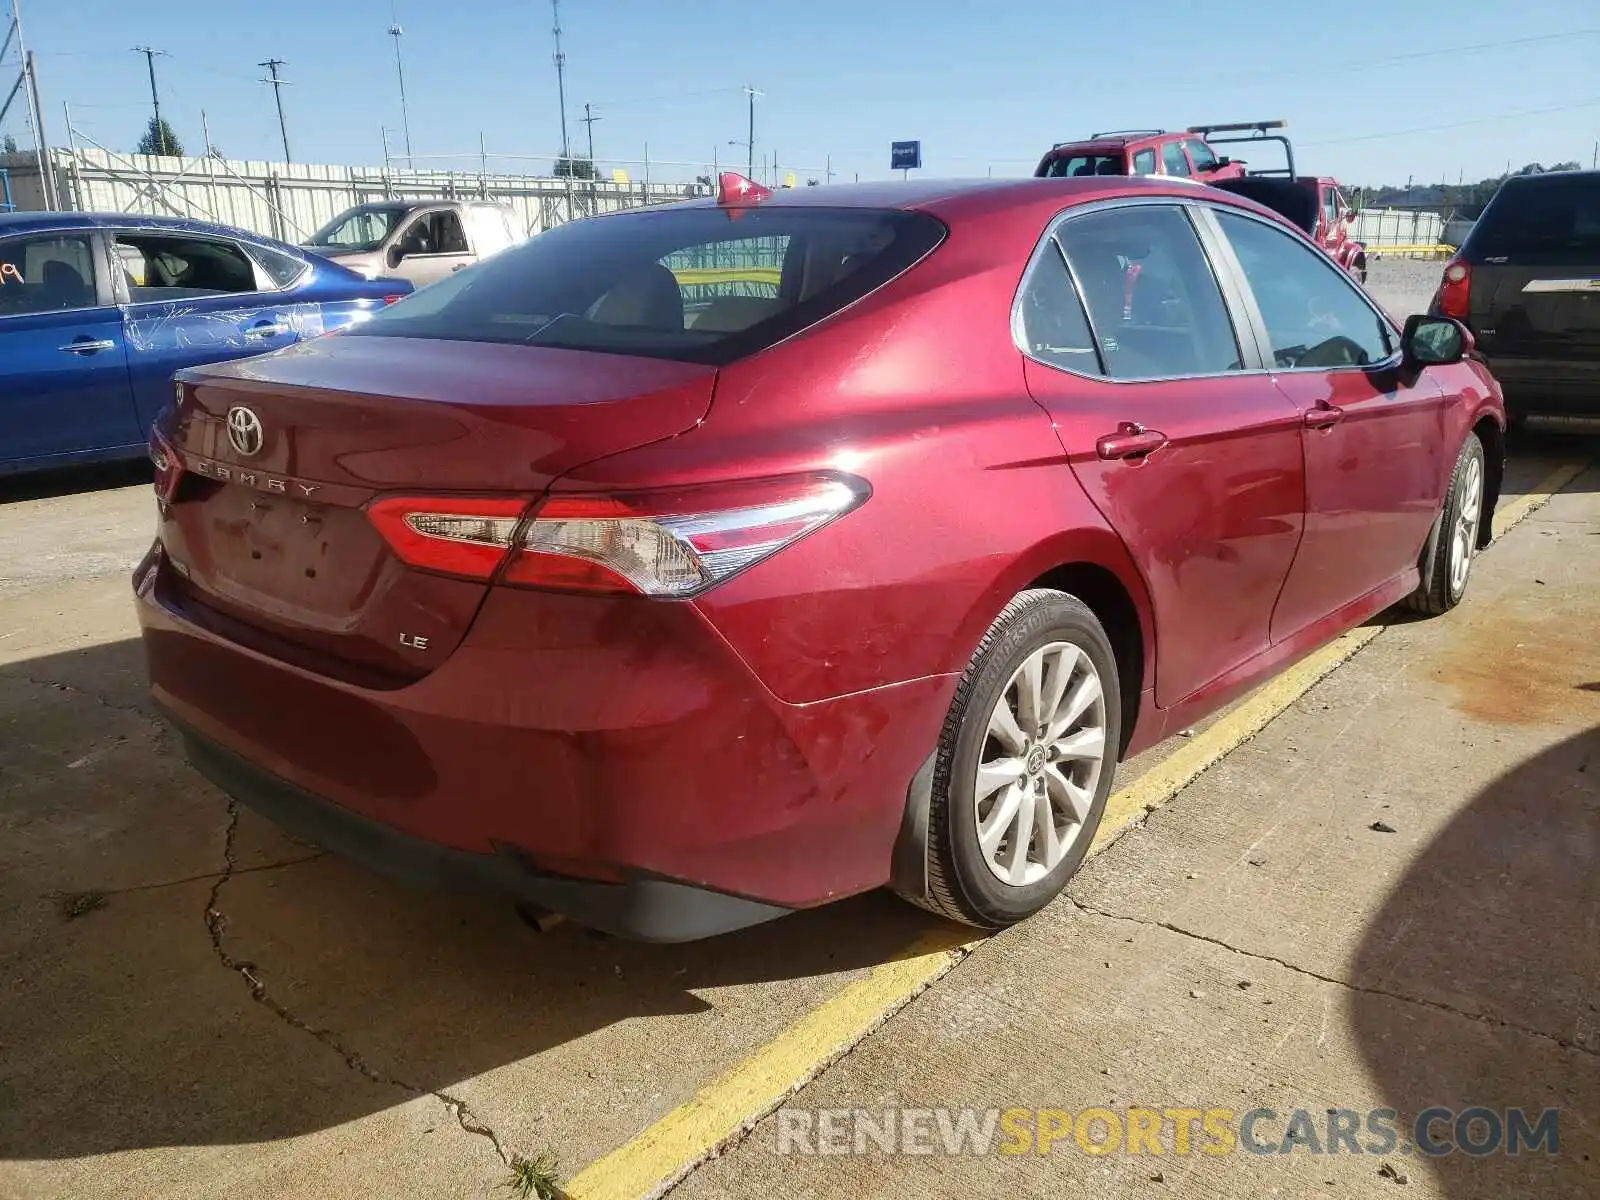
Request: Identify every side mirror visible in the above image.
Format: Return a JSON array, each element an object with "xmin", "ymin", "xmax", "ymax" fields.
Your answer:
[
  {"xmin": 387, "ymin": 245, "xmax": 406, "ymax": 269},
  {"xmin": 1402, "ymin": 314, "xmax": 1469, "ymax": 369}
]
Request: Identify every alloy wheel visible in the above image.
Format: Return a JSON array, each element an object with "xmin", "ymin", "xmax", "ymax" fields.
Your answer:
[{"xmin": 973, "ymin": 641, "xmax": 1108, "ymax": 887}]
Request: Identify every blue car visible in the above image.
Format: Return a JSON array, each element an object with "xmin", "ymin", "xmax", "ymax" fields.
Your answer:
[{"xmin": 0, "ymin": 212, "xmax": 413, "ymax": 476}]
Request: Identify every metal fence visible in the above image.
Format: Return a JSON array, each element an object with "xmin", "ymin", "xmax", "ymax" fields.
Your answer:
[
  {"xmin": 1350, "ymin": 207, "xmax": 1446, "ymax": 249},
  {"xmin": 0, "ymin": 145, "xmax": 702, "ymax": 243}
]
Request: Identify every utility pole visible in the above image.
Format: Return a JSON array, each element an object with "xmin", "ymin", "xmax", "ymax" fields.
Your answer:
[
  {"xmin": 388, "ymin": 20, "xmax": 412, "ymax": 162},
  {"xmin": 580, "ymin": 101, "xmax": 600, "ymax": 169},
  {"xmin": 581, "ymin": 101, "xmax": 600, "ymax": 209},
  {"xmin": 132, "ymin": 45, "xmax": 169, "ymax": 154},
  {"xmin": 551, "ymin": 0, "xmax": 570, "ymax": 163},
  {"xmin": 742, "ymin": 85, "xmax": 762, "ymax": 178},
  {"xmin": 258, "ymin": 58, "xmax": 291, "ymax": 162}
]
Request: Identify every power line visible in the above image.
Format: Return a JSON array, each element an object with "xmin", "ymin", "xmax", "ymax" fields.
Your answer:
[
  {"xmin": 1301, "ymin": 96, "xmax": 1600, "ymax": 147},
  {"xmin": 258, "ymin": 58, "xmax": 290, "ymax": 162}
]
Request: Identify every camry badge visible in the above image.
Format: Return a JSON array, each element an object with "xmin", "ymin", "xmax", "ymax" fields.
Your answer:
[{"xmin": 226, "ymin": 406, "xmax": 265, "ymax": 457}]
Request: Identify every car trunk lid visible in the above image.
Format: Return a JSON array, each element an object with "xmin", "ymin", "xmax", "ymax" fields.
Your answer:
[{"xmin": 158, "ymin": 334, "xmax": 715, "ymax": 683}]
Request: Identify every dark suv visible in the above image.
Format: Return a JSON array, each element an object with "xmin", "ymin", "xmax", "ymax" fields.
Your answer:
[{"xmin": 1433, "ymin": 170, "xmax": 1600, "ymax": 423}]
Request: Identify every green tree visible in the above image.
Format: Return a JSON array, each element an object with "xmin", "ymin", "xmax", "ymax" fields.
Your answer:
[
  {"xmin": 2, "ymin": 133, "xmax": 17, "ymax": 155},
  {"xmin": 553, "ymin": 155, "xmax": 596, "ymax": 180},
  {"xmin": 136, "ymin": 116, "xmax": 183, "ymax": 157}
]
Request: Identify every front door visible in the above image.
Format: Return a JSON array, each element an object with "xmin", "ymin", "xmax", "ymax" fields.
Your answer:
[
  {"xmin": 1204, "ymin": 207, "xmax": 1449, "ymax": 642},
  {"xmin": 1018, "ymin": 202, "xmax": 1306, "ymax": 707},
  {"xmin": 0, "ymin": 230, "xmax": 139, "ymax": 469},
  {"xmin": 387, "ymin": 208, "xmax": 475, "ymax": 286}
]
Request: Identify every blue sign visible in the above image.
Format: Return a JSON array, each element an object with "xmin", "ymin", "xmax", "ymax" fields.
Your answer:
[{"xmin": 891, "ymin": 141, "xmax": 922, "ymax": 171}]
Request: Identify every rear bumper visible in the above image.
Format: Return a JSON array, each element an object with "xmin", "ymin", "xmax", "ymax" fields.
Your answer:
[
  {"xmin": 135, "ymin": 543, "xmax": 954, "ymax": 936},
  {"xmin": 171, "ymin": 718, "xmax": 789, "ymax": 941},
  {"xmin": 1482, "ymin": 355, "xmax": 1600, "ymax": 416}
]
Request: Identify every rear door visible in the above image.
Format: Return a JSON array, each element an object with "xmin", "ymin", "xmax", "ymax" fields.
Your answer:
[
  {"xmin": 0, "ymin": 229, "xmax": 139, "ymax": 468},
  {"xmin": 1018, "ymin": 201, "xmax": 1306, "ymax": 707},
  {"xmin": 1204, "ymin": 205, "xmax": 1447, "ymax": 640},
  {"xmin": 1463, "ymin": 173, "xmax": 1600, "ymax": 368},
  {"xmin": 116, "ymin": 228, "xmax": 313, "ymax": 431}
]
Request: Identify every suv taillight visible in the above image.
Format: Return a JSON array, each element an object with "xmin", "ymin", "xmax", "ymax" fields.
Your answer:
[
  {"xmin": 365, "ymin": 473, "xmax": 869, "ymax": 597},
  {"xmin": 1435, "ymin": 259, "xmax": 1471, "ymax": 320}
]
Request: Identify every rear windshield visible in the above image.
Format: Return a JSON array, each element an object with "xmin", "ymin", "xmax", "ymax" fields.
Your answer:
[
  {"xmin": 1041, "ymin": 153, "xmax": 1127, "ymax": 179},
  {"xmin": 344, "ymin": 205, "xmax": 945, "ymax": 364},
  {"xmin": 1467, "ymin": 174, "xmax": 1600, "ymax": 258}
]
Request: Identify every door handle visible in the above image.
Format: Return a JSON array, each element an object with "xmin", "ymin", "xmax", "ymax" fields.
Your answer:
[
  {"xmin": 1096, "ymin": 422, "xmax": 1168, "ymax": 461},
  {"xmin": 243, "ymin": 321, "xmax": 291, "ymax": 339},
  {"xmin": 58, "ymin": 337, "xmax": 116, "ymax": 355},
  {"xmin": 451, "ymin": 263, "xmax": 466, "ymax": 272},
  {"xmin": 1303, "ymin": 402, "xmax": 1345, "ymax": 429}
]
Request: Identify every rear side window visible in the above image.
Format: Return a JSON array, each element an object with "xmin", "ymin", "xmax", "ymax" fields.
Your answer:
[
  {"xmin": 1016, "ymin": 242, "xmax": 1100, "ymax": 374},
  {"xmin": 1467, "ymin": 174, "xmax": 1600, "ymax": 257},
  {"xmin": 115, "ymin": 234, "xmax": 260, "ymax": 300},
  {"xmin": 1055, "ymin": 205, "xmax": 1242, "ymax": 379},
  {"xmin": 1043, "ymin": 154, "xmax": 1126, "ymax": 179},
  {"xmin": 1161, "ymin": 143, "xmax": 1192, "ymax": 177},
  {"xmin": 347, "ymin": 206, "xmax": 945, "ymax": 365},
  {"xmin": 1131, "ymin": 149, "xmax": 1157, "ymax": 176},
  {"xmin": 250, "ymin": 244, "xmax": 308, "ymax": 288}
]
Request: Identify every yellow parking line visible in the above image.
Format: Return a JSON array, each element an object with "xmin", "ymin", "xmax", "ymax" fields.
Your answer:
[{"xmin": 563, "ymin": 457, "xmax": 1589, "ymax": 1200}]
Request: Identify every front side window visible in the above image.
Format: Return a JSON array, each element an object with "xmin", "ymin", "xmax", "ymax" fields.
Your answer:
[
  {"xmin": 1185, "ymin": 139, "xmax": 1219, "ymax": 173},
  {"xmin": 1131, "ymin": 149, "xmax": 1157, "ymax": 176},
  {"xmin": 1161, "ymin": 143, "xmax": 1192, "ymax": 177},
  {"xmin": 1214, "ymin": 209, "xmax": 1394, "ymax": 369},
  {"xmin": 115, "ymin": 234, "xmax": 260, "ymax": 300},
  {"xmin": 1016, "ymin": 242, "xmax": 1099, "ymax": 374},
  {"xmin": 345, "ymin": 206, "xmax": 944, "ymax": 365},
  {"xmin": 396, "ymin": 210, "xmax": 470, "ymax": 257},
  {"xmin": 1055, "ymin": 204, "xmax": 1242, "ymax": 379},
  {"xmin": 1321, "ymin": 188, "xmax": 1338, "ymax": 228},
  {"xmin": 0, "ymin": 233, "xmax": 100, "ymax": 315}
]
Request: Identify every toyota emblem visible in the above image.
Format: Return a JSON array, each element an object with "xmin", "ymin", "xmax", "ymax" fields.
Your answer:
[{"xmin": 226, "ymin": 406, "xmax": 264, "ymax": 457}]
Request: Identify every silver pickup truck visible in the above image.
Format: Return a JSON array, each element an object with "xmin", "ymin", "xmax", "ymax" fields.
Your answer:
[{"xmin": 301, "ymin": 200, "xmax": 525, "ymax": 287}]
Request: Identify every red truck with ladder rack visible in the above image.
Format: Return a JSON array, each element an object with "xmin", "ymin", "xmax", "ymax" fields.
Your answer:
[{"xmin": 1036, "ymin": 120, "xmax": 1368, "ymax": 283}]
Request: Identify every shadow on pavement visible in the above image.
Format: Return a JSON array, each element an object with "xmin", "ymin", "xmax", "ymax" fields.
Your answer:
[
  {"xmin": 0, "ymin": 636, "xmax": 956, "ymax": 1163},
  {"xmin": 1349, "ymin": 725, "xmax": 1599, "ymax": 1196},
  {"xmin": 0, "ymin": 460, "xmax": 151, "ymax": 505}
]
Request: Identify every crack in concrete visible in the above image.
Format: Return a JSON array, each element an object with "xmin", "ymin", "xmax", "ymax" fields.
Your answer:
[
  {"xmin": 18, "ymin": 673, "xmax": 167, "ymax": 728},
  {"xmin": 203, "ymin": 800, "xmax": 516, "ymax": 1168},
  {"xmin": 1066, "ymin": 896, "xmax": 1600, "ymax": 1060}
]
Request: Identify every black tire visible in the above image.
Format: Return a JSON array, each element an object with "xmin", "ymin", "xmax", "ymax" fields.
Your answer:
[
  {"xmin": 911, "ymin": 589, "xmax": 1121, "ymax": 929},
  {"xmin": 1404, "ymin": 433, "xmax": 1485, "ymax": 616}
]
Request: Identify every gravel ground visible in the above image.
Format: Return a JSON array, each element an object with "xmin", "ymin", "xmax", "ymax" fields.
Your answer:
[{"xmin": 1362, "ymin": 255, "xmax": 1446, "ymax": 321}]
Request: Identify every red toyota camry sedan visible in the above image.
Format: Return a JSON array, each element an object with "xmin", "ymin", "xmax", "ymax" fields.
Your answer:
[{"xmin": 135, "ymin": 175, "xmax": 1504, "ymax": 941}]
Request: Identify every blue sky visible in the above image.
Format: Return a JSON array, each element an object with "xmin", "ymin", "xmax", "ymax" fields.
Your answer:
[{"xmin": 9, "ymin": 0, "xmax": 1599, "ymax": 188}]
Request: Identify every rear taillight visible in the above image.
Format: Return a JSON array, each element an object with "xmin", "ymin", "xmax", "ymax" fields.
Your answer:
[
  {"xmin": 1435, "ymin": 259, "xmax": 1471, "ymax": 320},
  {"xmin": 382, "ymin": 294, "xmax": 405, "ymax": 305},
  {"xmin": 365, "ymin": 473, "xmax": 868, "ymax": 597}
]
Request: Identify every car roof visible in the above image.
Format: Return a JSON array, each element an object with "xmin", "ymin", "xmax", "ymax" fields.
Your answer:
[
  {"xmin": 663, "ymin": 175, "xmax": 1268, "ymax": 224},
  {"xmin": 0, "ymin": 210, "xmax": 299, "ymax": 249}
]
